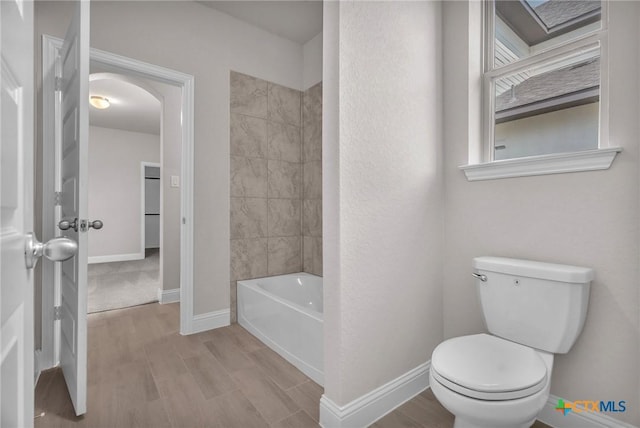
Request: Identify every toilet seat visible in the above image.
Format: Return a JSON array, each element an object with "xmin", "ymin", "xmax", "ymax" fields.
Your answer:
[{"xmin": 431, "ymin": 334, "xmax": 548, "ymax": 401}]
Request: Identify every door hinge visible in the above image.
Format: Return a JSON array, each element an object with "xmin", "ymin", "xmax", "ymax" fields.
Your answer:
[
  {"xmin": 54, "ymin": 306, "xmax": 62, "ymax": 320},
  {"xmin": 182, "ymin": 217, "xmax": 186, "ymax": 225},
  {"xmin": 54, "ymin": 77, "xmax": 63, "ymax": 92},
  {"xmin": 54, "ymin": 191, "xmax": 62, "ymax": 206}
]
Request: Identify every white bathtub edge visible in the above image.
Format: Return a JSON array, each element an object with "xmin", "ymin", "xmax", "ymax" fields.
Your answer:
[
  {"xmin": 238, "ymin": 275, "xmax": 323, "ymax": 321},
  {"xmin": 319, "ymin": 361, "xmax": 430, "ymax": 428},
  {"xmin": 238, "ymin": 312, "xmax": 324, "ymax": 386}
]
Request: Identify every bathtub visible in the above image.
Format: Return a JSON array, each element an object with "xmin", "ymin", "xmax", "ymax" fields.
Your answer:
[{"xmin": 237, "ymin": 273, "xmax": 323, "ymax": 385}]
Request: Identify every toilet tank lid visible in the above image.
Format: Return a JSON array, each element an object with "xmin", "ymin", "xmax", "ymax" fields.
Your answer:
[{"xmin": 473, "ymin": 257, "xmax": 594, "ymax": 283}]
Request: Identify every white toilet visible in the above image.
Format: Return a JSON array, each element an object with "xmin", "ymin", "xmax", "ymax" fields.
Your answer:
[{"xmin": 430, "ymin": 257, "xmax": 593, "ymax": 428}]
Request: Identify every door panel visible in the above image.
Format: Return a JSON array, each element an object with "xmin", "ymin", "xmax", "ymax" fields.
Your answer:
[
  {"xmin": 0, "ymin": 0, "xmax": 35, "ymax": 426},
  {"xmin": 58, "ymin": 0, "xmax": 89, "ymax": 416}
]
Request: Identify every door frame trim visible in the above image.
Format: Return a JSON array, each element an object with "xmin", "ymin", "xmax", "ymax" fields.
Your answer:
[{"xmin": 41, "ymin": 35, "xmax": 196, "ymax": 372}]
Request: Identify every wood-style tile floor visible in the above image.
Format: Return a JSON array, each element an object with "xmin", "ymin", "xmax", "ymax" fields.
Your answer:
[{"xmin": 35, "ymin": 302, "xmax": 550, "ymax": 428}]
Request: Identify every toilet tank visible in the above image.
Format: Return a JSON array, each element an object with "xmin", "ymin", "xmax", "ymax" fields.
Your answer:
[{"xmin": 473, "ymin": 257, "xmax": 593, "ymax": 354}]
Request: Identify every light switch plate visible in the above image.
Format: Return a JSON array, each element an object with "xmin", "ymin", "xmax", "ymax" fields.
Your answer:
[{"xmin": 171, "ymin": 175, "xmax": 180, "ymax": 188}]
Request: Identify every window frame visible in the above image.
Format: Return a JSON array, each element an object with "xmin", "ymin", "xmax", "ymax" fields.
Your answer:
[{"xmin": 461, "ymin": 0, "xmax": 621, "ymax": 181}]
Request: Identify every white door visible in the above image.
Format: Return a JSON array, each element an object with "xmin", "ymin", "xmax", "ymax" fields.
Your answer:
[
  {"xmin": 0, "ymin": 0, "xmax": 35, "ymax": 427},
  {"xmin": 57, "ymin": 0, "xmax": 90, "ymax": 417}
]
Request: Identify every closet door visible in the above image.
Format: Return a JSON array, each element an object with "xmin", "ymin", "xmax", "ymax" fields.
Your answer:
[{"xmin": 58, "ymin": 0, "xmax": 90, "ymax": 416}]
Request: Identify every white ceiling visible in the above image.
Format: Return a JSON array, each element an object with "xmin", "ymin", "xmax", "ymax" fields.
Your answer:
[
  {"xmin": 89, "ymin": 77, "xmax": 161, "ymax": 135},
  {"xmin": 198, "ymin": 1, "xmax": 323, "ymax": 44}
]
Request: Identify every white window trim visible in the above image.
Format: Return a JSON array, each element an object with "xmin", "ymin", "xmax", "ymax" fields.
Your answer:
[
  {"xmin": 460, "ymin": 147, "xmax": 621, "ymax": 181},
  {"xmin": 461, "ymin": 0, "xmax": 622, "ymax": 182}
]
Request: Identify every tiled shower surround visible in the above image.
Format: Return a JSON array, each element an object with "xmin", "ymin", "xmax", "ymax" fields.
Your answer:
[
  {"xmin": 302, "ymin": 83, "xmax": 323, "ymax": 277},
  {"xmin": 230, "ymin": 71, "xmax": 322, "ymax": 322}
]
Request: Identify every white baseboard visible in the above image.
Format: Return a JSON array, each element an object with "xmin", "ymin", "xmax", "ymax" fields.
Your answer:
[
  {"xmin": 157, "ymin": 288, "xmax": 180, "ymax": 304},
  {"xmin": 88, "ymin": 252, "xmax": 144, "ymax": 264},
  {"xmin": 319, "ymin": 361, "xmax": 430, "ymax": 428},
  {"xmin": 189, "ymin": 309, "xmax": 230, "ymax": 334},
  {"xmin": 537, "ymin": 394, "xmax": 636, "ymax": 428}
]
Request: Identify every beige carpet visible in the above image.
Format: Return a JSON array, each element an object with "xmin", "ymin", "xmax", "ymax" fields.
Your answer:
[{"xmin": 87, "ymin": 249, "xmax": 160, "ymax": 313}]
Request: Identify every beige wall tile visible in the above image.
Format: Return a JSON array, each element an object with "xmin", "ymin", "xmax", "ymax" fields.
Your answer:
[
  {"xmin": 268, "ymin": 83, "xmax": 301, "ymax": 126},
  {"xmin": 303, "ymin": 83, "xmax": 322, "ymax": 127},
  {"xmin": 268, "ymin": 160, "xmax": 302, "ymax": 199},
  {"xmin": 231, "ymin": 238, "xmax": 268, "ymax": 281},
  {"xmin": 303, "ymin": 83, "xmax": 322, "ymax": 162},
  {"xmin": 312, "ymin": 237, "xmax": 322, "ymax": 277},
  {"xmin": 231, "ymin": 71, "xmax": 268, "ymax": 118},
  {"xmin": 268, "ymin": 199, "xmax": 301, "ymax": 237},
  {"xmin": 302, "ymin": 200, "xmax": 322, "ymax": 238},
  {"xmin": 303, "ymin": 161, "xmax": 322, "ymax": 200},
  {"xmin": 231, "ymin": 76, "xmax": 321, "ymax": 287},
  {"xmin": 268, "ymin": 237, "xmax": 302, "ymax": 275},
  {"xmin": 303, "ymin": 120, "xmax": 322, "ymax": 162},
  {"xmin": 303, "ymin": 236, "xmax": 313, "ymax": 275},
  {"xmin": 231, "ymin": 114, "xmax": 267, "ymax": 158},
  {"xmin": 268, "ymin": 121, "xmax": 301, "ymax": 163},
  {"xmin": 301, "ymin": 83, "xmax": 323, "ymax": 276},
  {"xmin": 231, "ymin": 198, "xmax": 268, "ymax": 239},
  {"xmin": 303, "ymin": 237, "xmax": 322, "ymax": 276},
  {"xmin": 231, "ymin": 156, "xmax": 268, "ymax": 198},
  {"xmin": 230, "ymin": 281, "xmax": 237, "ymax": 323}
]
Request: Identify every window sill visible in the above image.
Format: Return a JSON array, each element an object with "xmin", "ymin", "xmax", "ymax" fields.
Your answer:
[{"xmin": 459, "ymin": 147, "xmax": 622, "ymax": 181}]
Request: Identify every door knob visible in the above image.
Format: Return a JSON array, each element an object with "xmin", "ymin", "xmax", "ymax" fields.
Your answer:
[
  {"xmin": 89, "ymin": 220, "xmax": 103, "ymax": 230},
  {"xmin": 25, "ymin": 233, "xmax": 78, "ymax": 269},
  {"xmin": 58, "ymin": 218, "xmax": 77, "ymax": 232}
]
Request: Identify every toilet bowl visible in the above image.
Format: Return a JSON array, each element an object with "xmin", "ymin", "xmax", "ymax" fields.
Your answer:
[
  {"xmin": 430, "ymin": 334, "xmax": 553, "ymax": 428},
  {"xmin": 429, "ymin": 257, "xmax": 593, "ymax": 428}
]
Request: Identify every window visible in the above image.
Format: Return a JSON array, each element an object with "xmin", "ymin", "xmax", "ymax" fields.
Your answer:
[{"xmin": 461, "ymin": 0, "xmax": 621, "ymax": 181}]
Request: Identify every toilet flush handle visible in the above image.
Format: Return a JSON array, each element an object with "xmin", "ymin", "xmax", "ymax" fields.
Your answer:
[{"xmin": 472, "ymin": 272, "xmax": 487, "ymax": 282}]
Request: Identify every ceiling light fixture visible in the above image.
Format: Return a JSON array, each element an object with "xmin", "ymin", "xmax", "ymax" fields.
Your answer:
[{"xmin": 90, "ymin": 95, "xmax": 110, "ymax": 109}]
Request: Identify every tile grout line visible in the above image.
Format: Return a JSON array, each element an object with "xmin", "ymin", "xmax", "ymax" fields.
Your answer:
[{"xmin": 268, "ymin": 409, "xmax": 316, "ymax": 428}]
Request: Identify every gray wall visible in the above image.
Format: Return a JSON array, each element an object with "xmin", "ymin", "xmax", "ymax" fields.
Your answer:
[
  {"xmin": 303, "ymin": 33, "xmax": 323, "ymax": 91},
  {"xmin": 302, "ymin": 82, "xmax": 323, "ymax": 276},
  {"xmin": 443, "ymin": 1, "xmax": 639, "ymax": 425},
  {"xmin": 229, "ymin": 71, "xmax": 303, "ymax": 322},
  {"xmin": 323, "ymin": 0, "xmax": 443, "ymax": 405},
  {"xmin": 35, "ymin": 1, "xmax": 305, "ymax": 316},
  {"xmin": 154, "ymin": 82, "xmax": 182, "ymax": 292},
  {"xmin": 87, "ymin": 126, "xmax": 160, "ymax": 259}
]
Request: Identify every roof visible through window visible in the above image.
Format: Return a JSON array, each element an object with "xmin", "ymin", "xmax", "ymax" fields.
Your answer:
[
  {"xmin": 525, "ymin": 0, "xmax": 601, "ymax": 31},
  {"xmin": 495, "ymin": 56, "xmax": 600, "ymax": 122},
  {"xmin": 496, "ymin": 0, "xmax": 602, "ymax": 48}
]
